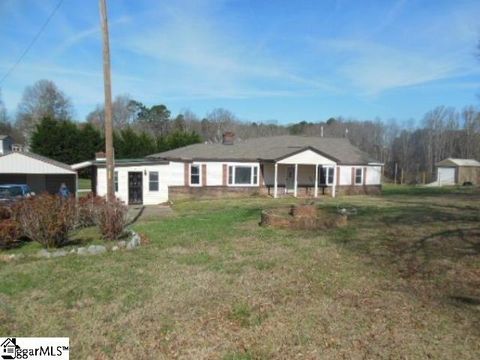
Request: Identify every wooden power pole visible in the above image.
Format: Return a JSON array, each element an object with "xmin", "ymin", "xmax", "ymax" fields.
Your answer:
[{"xmin": 99, "ymin": 0, "xmax": 115, "ymax": 202}]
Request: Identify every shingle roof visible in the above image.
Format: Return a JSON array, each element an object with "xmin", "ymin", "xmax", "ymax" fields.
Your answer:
[
  {"xmin": 436, "ymin": 158, "xmax": 480, "ymax": 167},
  {"xmin": 149, "ymin": 136, "xmax": 379, "ymax": 165}
]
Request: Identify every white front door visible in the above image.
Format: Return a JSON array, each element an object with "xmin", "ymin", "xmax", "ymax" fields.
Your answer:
[{"xmin": 286, "ymin": 166, "xmax": 295, "ymax": 193}]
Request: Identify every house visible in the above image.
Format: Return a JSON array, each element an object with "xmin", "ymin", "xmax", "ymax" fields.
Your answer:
[
  {"xmin": 435, "ymin": 158, "xmax": 480, "ymax": 186},
  {"xmin": 0, "ymin": 135, "xmax": 13, "ymax": 155},
  {"xmin": 79, "ymin": 134, "xmax": 383, "ymax": 205},
  {"xmin": 0, "ymin": 151, "xmax": 78, "ymax": 195}
]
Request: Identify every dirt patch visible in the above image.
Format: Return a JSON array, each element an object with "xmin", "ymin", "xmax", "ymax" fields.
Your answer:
[{"xmin": 260, "ymin": 205, "xmax": 347, "ymax": 230}]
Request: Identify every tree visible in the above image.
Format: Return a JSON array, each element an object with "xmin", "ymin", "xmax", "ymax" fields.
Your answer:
[
  {"xmin": 30, "ymin": 117, "xmax": 82, "ymax": 164},
  {"xmin": 86, "ymin": 94, "xmax": 137, "ymax": 130},
  {"xmin": 134, "ymin": 103, "xmax": 171, "ymax": 137},
  {"xmin": 16, "ymin": 80, "xmax": 73, "ymax": 142}
]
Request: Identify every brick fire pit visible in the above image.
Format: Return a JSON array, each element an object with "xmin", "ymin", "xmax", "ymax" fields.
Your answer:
[{"xmin": 260, "ymin": 204, "xmax": 347, "ymax": 230}]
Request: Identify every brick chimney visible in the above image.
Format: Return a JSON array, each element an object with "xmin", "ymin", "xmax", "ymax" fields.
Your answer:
[
  {"xmin": 222, "ymin": 131, "xmax": 235, "ymax": 145},
  {"xmin": 95, "ymin": 152, "xmax": 106, "ymax": 161}
]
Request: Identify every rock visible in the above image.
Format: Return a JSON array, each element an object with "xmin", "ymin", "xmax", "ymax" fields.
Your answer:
[
  {"xmin": 117, "ymin": 240, "xmax": 127, "ymax": 248},
  {"xmin": 51, "ymin": 250, "xmax": 67, "ymax": 257},
  {"xmin": 36, "ymin": 249, "xmax": 51, "ymax": 258},
  {"xmin": 126, "ymin": 234, "xmax": 140, "ymax": 250},
  {"xmin": 70, "ymin": 249, "xmax": 76, "ymax": 254},
  {"xmin": 77, "ymin": 247, "xmax": 88, "ymax": 256},
  {"xmin": 87, "ymin": 245, "xmax": 107, "ymax": 255},
  {"xmin": 111, "ymin": 246, "xmax": 119, "ymax": 251}
]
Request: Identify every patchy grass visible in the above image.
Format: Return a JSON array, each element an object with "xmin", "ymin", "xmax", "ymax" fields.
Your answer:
[
  {"xmin": 78, "ymin": 178, "xmax": 91, "ymax": 190},
  {"xmin": 1, "ymin": 187, "xmax": 480, "ymax": 358}
]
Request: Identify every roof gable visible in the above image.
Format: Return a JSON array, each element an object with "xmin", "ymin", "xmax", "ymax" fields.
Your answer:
[
  {"xmin": 436, "ymin": 158, "xmax": 480, "ymax": 167},
  {"xmin": 276, "ymin": 147, "xmax": 338, "ymax": 164},
  {"xmin": 0, "ymin": 152, "xmax": 75, "ymax": 174}
]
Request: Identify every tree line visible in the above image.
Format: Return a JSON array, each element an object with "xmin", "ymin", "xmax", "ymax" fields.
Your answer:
[{"xmin": 1, "ymin": 79, "xmax": 479, "ymax": 184}]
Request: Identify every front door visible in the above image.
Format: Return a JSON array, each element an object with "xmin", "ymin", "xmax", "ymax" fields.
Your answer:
[
  {"xmin": 128, "ymin": 172, "xmax": 143, "ymax": 205},
  {"xmin": 285, "ymin": 166, "xmax": 295, "ymax": 193}
]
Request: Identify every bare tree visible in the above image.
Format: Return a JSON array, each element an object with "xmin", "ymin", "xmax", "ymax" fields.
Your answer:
[
  {"xmin": 86, "ymin": 94, "xmax": 136, "ymax": 130},
  {"xmin": 16, "ymin": 79, "xmax": 73, "ymax": 142}
]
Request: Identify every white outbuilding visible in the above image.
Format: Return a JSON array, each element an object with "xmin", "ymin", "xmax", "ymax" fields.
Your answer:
[{"xmin": 0, "ymin": 151, "xmax": 77, "ymax": 195}]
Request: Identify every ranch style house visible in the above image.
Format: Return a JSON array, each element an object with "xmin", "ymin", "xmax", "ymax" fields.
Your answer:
[{"xmin": 76, "ymin": 134, "xmax": 383, "ymax": 205}]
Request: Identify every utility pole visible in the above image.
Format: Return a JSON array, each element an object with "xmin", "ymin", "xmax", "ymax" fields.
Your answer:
[{"xmin": 99, "ymin": 0, "xmax": 115, "ymax": 202}]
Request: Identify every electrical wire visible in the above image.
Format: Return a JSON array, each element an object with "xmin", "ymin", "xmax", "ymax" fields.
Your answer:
[{"xmin": 0, "ymin": 0, "xmax": 64, "ymax": 86}]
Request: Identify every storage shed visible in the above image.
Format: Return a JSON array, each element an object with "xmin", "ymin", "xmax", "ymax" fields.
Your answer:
[
  {"xmin": 435, "ymin": 158, "xmax": 480, "ymax": 186},
  {"xmin": 0, "ymin": 152, "xmax": 77, "ymax": 195}
]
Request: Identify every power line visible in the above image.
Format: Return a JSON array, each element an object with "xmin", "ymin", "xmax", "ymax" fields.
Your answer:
[{"xmin": 0, "ymin": 0, "xmax": 64, "ymax": 86}]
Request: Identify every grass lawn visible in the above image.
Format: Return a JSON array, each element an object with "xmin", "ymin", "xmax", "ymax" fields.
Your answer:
[
  {"xmin": 78, "ymin": 178, "xmax": 91, "ymax": 191},
  {"xmin": 1, "ymin": 185, "xmax": 479, "ymax": 358}
]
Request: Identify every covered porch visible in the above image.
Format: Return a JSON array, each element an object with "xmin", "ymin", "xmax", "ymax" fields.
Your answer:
[{"xmin": 262, "ymin": 148, "xmax": 338, "ymax": 198}]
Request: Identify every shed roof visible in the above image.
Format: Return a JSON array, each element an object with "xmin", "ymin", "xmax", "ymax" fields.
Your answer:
[
  {"xmin": 0, "ymin": 152, "xmax": 75, "ymax": 174},
  {"xmin": 436, "ymin": 158, "xmax": 480, "ymax": 167},
  {"xmin": 149, "ymin": 136, "xmax": 378, "ymax": 165}
]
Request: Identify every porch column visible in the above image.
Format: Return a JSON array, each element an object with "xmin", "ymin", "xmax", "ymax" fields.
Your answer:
[
  {"xmin": 294, "ymin": 163, "xmax": 298, "ymax": 197},
  {"xmin": 273, "ymin": 163, "xmax": 278, "ymax": 198},
  {"xmin": 332, "ymin": 166, "xmax": 337, "ymax": 198},
  {"xmin": 314, "ymin": 164, "xmax": 318, "ymax": 198}
]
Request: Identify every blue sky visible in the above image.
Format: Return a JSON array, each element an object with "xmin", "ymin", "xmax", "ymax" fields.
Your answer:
[{"xmin": 0, "ymin": 0, "xmax": 479, "ymax": 124}]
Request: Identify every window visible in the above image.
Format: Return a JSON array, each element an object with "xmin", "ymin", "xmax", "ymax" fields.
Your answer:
[
  {"xmin": 190, "ymin": 164, "xmax": 200, "ymax": 185},
  {"xmin": 228, "ymin": 165, "xmax": 259, "ymax": 186},
  {"xmin": 149, "ymin": 171, "xmax": 159, "ymax": 191},
  {"xmin": 319, "ymin": 166, "xmax": 334, "ymax": 185},
  {"xmin": 114, "ymin": 171, "xmax": 118, "ymax": 192},
  {"xmin": 355, "ymin": 168, "xmax": 363, "ymax": 185}
]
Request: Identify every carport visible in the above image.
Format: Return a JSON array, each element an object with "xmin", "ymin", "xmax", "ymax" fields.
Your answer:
[{"xmin": 0, "ymin": 152, "xmax": 77, "ymax": 196}]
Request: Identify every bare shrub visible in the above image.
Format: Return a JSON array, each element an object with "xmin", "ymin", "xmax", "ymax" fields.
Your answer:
[
  {"xmin": 0, "ymin": 206, "xmax": 12, "ymax": 220},
  {"xmin": 13, "ymin": 194, "xmax": 76, "ymax": 248},
  {"xmin": 77, "ymin": 194, "xmax": 104, "ymax": 228},
  {"xmin": 0, "ymin": 219, "xmax": 20, "ymax": 248},
  {"xmin": 96, "ymin": 198, "xmax": 128, "ymax": 241}
]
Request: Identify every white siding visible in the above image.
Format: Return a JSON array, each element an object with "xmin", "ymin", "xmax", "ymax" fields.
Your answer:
[
  {"xmin": 206, "ymin": 162, "xmax": 223, "ymax": 186},
  {"xmin": 0, "ymin": 152, "xmax": 75, "ymax": 174},
  {"xmin": 277, "ymin": 149, "xmax": 336, "ymax": 165},
  {"xmin": 366, "ymin": 166, "xmax": 382, "ymax": 185},
  {"xmin": 339, "ymin": 166, "xmax": 352, "ymax": 185},
  {"xmin": 168, "ymin": 161, "xmax": 185, "ymax": 186},
  {"xmin": 97, "ymin": 164, "xmax": 169, "ymax": 205}
]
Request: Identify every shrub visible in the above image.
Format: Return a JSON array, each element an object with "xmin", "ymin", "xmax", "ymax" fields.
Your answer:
[
  {"xmin": 77, "ymin": 194, "xmax": 104, "ymax": 228},
  {"xmin": 96, "ymin": 198, "xmax": 128, "ymax": 241},
  {"xmin": 13, "ymin": 194, "xmax": 76, "ymax": 248},
  {"xmin": 0, "ymin": 219, "xmax": 20, "ymax": 248},
  {"xmin": 0, "ymin": 206, "xmax": 12, "ymax": 220}
]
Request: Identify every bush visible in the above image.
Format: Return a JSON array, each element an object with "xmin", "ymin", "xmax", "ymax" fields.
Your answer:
[
  {"xmin": 13, "ymin": 194, "xmax": 76, "ymax": 248},
  {"xmin": 0, "ymin": 219, "xmax": 20, "ymax": 249},
  {"xmin": 96, "ymin": 198, "xmax": 128, "ymax": 241},
  {"xmin": 0, "ymin": 206, "xmax": 12, "ymax": 220},
  {"xmin": 77, "ymin": 194, "xmax": 104, "ymax": 228}
]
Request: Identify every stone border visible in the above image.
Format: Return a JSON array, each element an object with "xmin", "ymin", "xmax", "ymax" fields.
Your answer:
[{"xmin": 0, "ymin": 229, "xmax": 142, "ymax": 262}]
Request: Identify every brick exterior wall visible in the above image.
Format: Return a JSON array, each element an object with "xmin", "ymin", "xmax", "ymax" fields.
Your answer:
[
  {"xmin": 222, "ymin": 164, "xmax": 228, "ymax": 186},
  {"xmin": 201, "ymin": 164, "xmax": 207, "ymax": 186},
  {"xmin": 169, "ymin": 185, "xmax": 260, "ymax": 200},
  {"xmin": 169, "ymin": 183, "xmax": 381, "ymax": 200},
  {"xmin": 184, "ymin": 163, "xmax": 189, "ymax": 186}
]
